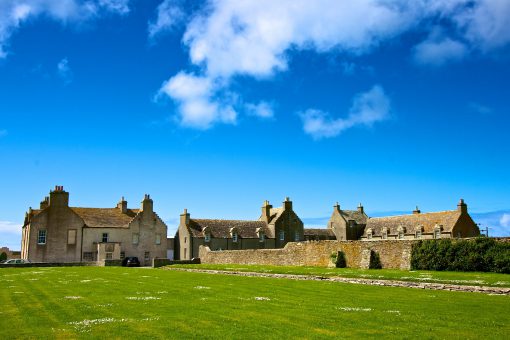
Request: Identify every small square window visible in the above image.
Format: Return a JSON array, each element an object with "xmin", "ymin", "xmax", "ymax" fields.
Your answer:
[
  {"xmin": 204, "ymin": 233, "xmax": 211, "ymax": 242},
  {"xmin": 415, "ymin": 231, "xmax": 422, "ymax": 239},
  {"xmin": 279, "ymin": 231, "xmax": 285, "ymax": 241},
  {"xmin": 102, "ymin": 233, "xmax": 109, "ymax": 243},
  {"xmin": 294, "ymin": 232, "xmax": 300, "ymax": 242},
  {"xmin": 398, "ymin": 232, "xmax": 404, "ymax": 239},
  {"xmin": 434, "ymin": 229, "xmax": 441, "ymax": 239},
  {"xmin": 83, "ymin": 252, "xmax": 93, "ymax": 261},
  {"xmin": 105, "ymin": 252, "xmax": 113, "ymax": 260},
  {"xmin": 382, "ymin": 232, "xmax": 387, "ymax": 240},
  {"xmin": 144, "ymin": 252, "xmax": 150, "ymax": 261},
  {"xmin": 37, "ymin": 230, "xmax": 47, "ymax": 245}
]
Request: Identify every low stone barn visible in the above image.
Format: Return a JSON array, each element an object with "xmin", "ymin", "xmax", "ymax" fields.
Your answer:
[
  {"xmin": 361, "ymin": 199, "xmax": 479, "ymax": 240},
  {"xmin": 21, "ymin": 186, "xmax": 168, "ymax": 265},
  {"xmin": 175, "ymin": 197, "xmax": 304, "ymax": 260}
]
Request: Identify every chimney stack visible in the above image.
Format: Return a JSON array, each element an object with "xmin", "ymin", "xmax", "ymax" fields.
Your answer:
[
  {"xmin": 357, "ymin": 203, "xmax": 364, "ymax": 214},
  {"xmin": 334, "ymin": 202, "xmax": 341, "ymax": 213},
  {"xmin": 49, "ymin": 186, "xmax": 69, "ymax": 207},
  {"xmin": 40, "ymin": 196, "xmax": 49, "ymax": 209},
  {"xmin": 141, "ymin": 194, "xmax": 153, "ymax": 214},
  {"xmin": 283, "ymin": 197, "xmax": 293, "ymax": 211},
  {"xmin": 457, "ymin": 199, "xmax": 467, "ymax": 213},
  {"xmin": 117, "ymin": 196, "xmax": 127, "ymax": 214},
  {"xmin": 413, "ymin": 206, "xmax": 421, "ymax": 214},
  {"xmin": 180, "ymin": 208, "xmax": 190, "ymax": 226},
  {"xmin": 261, "ymin": 200, "xmax": 272, "ymax": 222}
]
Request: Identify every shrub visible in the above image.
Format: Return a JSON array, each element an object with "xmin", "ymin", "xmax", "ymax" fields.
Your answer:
[
  {"xmin": 411, "ymin": 237, "xmax": 510, "ymax": 273},
  {"xmin": 0, "ymin": 252, "xmax": 7, "ymax": 261},
  {"xmin": 369, "ymin": 250, "xmax": 382, "ymax": 269},
  {"xmin": 336, "ymin": 251, "xmax": 347, "ymax": 268}
]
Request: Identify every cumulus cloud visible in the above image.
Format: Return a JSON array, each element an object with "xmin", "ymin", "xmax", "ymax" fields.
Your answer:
[
  {"xmin": 153, "ymin": 0, "xmax": 510, "ymax": 131},
  {"xmin": 300, "ymin": 85, "xmax": 390, "ymax": 139},
  {"xmin": 500, "ymin": 214, "xmax": 510, "ymax": 228},
  {"xmin": 57, "ymin": 58, "xmax": 73, "ymax": 84},
  {"xmin": 148, "ymin": 0, "xmax": 185, "ymax": 39},
  {"xmin": 0, "ymin": 0, "xmax": 131, "ymax": 58}
]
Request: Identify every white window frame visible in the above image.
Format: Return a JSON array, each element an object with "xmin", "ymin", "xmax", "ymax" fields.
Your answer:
[
  {"xmin": 398, "ymin": 231, "xmax": 404, "ymax": 239},
  {"xmin": 279, "ymin": 231, "xmax": 285, "ymax": 241},
  {"xmin": 102, "ymin": 233, "xmax": 109, "ymax": 243},
  {"xmin": 204, "ymin": 233, "xmax": 211, "ymax": 242},
  {"xmin": 415, "ymin": 230, "xmax": 422, "ymax": 239},
  {"xmin": 434, "ymin": 229, "xmax": 441, "ymax": 239},
  {"xmin": 294, "ymin": 232, "xmax": 300, "ymax": 242},
  {"xmin": 259, "ymin": 232, "xmax": 264, "ymax": 243},
  {"xmin": 37, "ymin": 230, "xmax": 47, "ymax": 245},
  {"xmin": 105, "ymin": 252, "xmax": 113, "ymax": 260},
  {"xmin": 382, "ymin": 231, "xmax": 387, "ymax": 240},
  {"xmin": 232, "ymin": 233, "xmax": 238, "ymax": 243},
  {"xmin": 155, "ymin": 234, "xmax": 161, "ymax": 245},
  {"xmin": 132, "ymin": 233, "xmax": 139, "ymax": 245}
]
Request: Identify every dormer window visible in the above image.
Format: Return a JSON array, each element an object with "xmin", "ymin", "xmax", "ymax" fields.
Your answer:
[
  {"xmin": 204, "ymin": 233, "xmax": 211, "ymax": 242},
  {"xmin": 434, "ymin": 225, "xmax": 442, "ymax": 239},
  {"xmin": 259, "ymin": 232, "xmax": 264, "ymax": 243},
  {"xmin": 230, "ymin": 227, "xmax": 239, "ymax": 242},
  {"xmin": 232, "ymin": 232, "xmax": 238, "ymax": 243},
  {"xmin": 382, "ymin": 228, "xmax": 388, "ymax": 240},
  {"xmin": 415, "ymin": 226, "xmax": 423, "ymax": 239},
  {"xmin": 397, "ymin": 226, "xmax": 405, "ymax": 240},
  {"xmin": 366, "ymin": 228, "xmax": 373, "ymax": 240}
]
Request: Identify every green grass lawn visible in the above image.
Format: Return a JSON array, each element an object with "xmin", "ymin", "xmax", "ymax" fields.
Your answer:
[
  {"xmin": 1, "ymin": 267, "xmax": 509, "ymax": 339},
  {"xmin": 171, "ymin": 263, "xmax": 510, "ymax": 288}
]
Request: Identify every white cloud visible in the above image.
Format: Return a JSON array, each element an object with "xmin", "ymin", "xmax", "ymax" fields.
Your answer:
[
  {"xmin": 300, "ymin": 85, "xmax": 390, "ymax": 139},
  {"xmin": 148, "ymin": 0, "xmax": 185, "ymax": 39},
  {"xmin": 0, "ymin": 221, "xmax": 20, "ymax": 235},
  {"xmin": 500, "ymin": 214, "xmax": 510, "ymax": 228},
  {"xmin": 0, "ymin": 0, "xmax": 131, "ymax": 58},
  {"xmin": 469, "ymin": 102, "xmax": 492, "ymax": 115},
  {"xmin": 413, "ymin": 37, "xmax": 468, "ymax": 66},
  {"xmin": 57, "ymin": 58, "xmax": 73, "ymax": 84},
  {"xmin": 159, "ymin": 71, "xmax": 236, "ymax": 129},
  {"xmin": 155, "ymin": 0, "xmax": 510, "ymax": 131},
  {"xmin": 245, "ymin": 102, "xmax": 274, "ymax": 119}
]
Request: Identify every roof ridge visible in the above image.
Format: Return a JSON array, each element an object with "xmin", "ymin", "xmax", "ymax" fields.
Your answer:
[{"xmin": 369, "ymin": 209, "xmax": 459, "ymax": 219}]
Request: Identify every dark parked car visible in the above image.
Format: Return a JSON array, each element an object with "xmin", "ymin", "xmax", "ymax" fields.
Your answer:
[{"xmin": 122, "ymin": 257, "xmax": 140, "ymax": 267}]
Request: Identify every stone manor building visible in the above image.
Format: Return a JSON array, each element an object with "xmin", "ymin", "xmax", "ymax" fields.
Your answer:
[
  {"xmin": 21, "ymin": 186, "xmax": 168, "ymax": 265},
  {"xmin": 175, "ymin": 197, "xmax": 304, "ymax": 260}
]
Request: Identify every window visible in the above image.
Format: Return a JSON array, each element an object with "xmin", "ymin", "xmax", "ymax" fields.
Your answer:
[
  {"xmin": 105, "ymin": 252, "xmax": 113, "ymax": 260},
  {"xmin": 102, "ymin": 233, "xmax": 109, "ymax": 243},
  {"xmin": 120, "ymin": 252, "xmax": 125, "ymax": 260},
  {"xmin": 382, "ymin": 229, "xmax": 388, "ymax": 240},
  {"xmin": 37, "ymin": 230, "xmax": 47, "ymax": 245},
  {"xmin": 294, "ymin": 232, "xmax": 300, "ymax": 242},
  {"xmin": 398, "ymin": 231, "xmax": 404, "ymax": 239},
  {"xmin": 415, "ymin": 230, "xmax": 422, "ymax": 239},
  {"xmin": 366, "ymin": 228, "xmax": 373, "ymax": 240},
  {"xmin": 259, "ymin": 232, "xmax": 264, "ymax": 243},
  {"xmin": 155, "ymin": 234, "xmax": 161, "ymax": 245},
  {"xmin": 279, "ymin": 231, "xmax": 285, "ymax": 241},
  {"xmin": 204, "ymin": 233, "xmax": 211, "ymax": 242},
  {"xmin": 144, "ymin": 252, "xmax": 150, "ymax": 261},
  {"xmin": 83, "ymin": 252, "xmax": 93, "ymax": 261},
  {"xmin": 184, "ymin": 237, "xmax": 187, "ymax": 243},
  {"xmin": 67, "ymin": 229, "xmax": 76, "ymax": 245},
  {"xmin": 232, "ymin": 233, "xmax": 238, "ymax": 243},
  {"xmin": 132, "ymin": 233, "xmax": 139, "ymax": 245}
]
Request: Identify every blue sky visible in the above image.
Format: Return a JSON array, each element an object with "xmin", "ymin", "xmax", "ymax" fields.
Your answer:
[{"xmin": 1, "ymin": 0, "xmax": 510, "ymax": 249}]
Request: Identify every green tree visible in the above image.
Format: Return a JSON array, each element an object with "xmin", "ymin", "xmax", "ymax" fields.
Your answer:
[{"xmin": 0, "ymin": 252, "xmax": 7, "ymax": 261}]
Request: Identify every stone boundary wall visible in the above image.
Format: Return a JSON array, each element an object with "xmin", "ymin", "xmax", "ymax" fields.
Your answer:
[
  {"xmin": 0, "ymin": 262, "xmax": 97, "ymax": 268},
  {"xmin": 199, "ymin": 240, "xmax": 416, "ymax": 269},
  {"xmin": 153, "ymin": 258, "xmax": 200, "ymax": 268}
]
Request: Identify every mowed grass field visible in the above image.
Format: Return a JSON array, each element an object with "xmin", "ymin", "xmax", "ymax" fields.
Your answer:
[
  {"xmin": 1, "ymin": 267, "xmax": 509, "ymax": 339},
  {"xmin": 172, "ymin": 264, "xmax": 510, "ymax": 287}
]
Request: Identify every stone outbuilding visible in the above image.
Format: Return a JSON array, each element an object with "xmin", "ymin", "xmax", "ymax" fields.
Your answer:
[
  {"xmin": 175, "ymin": 197, "xmax": 304, "ymax": 260},
  {"xmin": 21, "ymin": 186, "xmax": 168, "ymax": 265},
  {"xmin": 326, "ymin": 203, "xmax": 368, "ymax": 240},
  {"xmin": 361, "ymin": 199, "xmax": 479, "ymax": 240}
]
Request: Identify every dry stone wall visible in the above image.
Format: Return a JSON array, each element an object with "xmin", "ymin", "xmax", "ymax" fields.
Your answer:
[{"xmin": 199, "ymin": 240, "xmax": 416, "ymax": 269}]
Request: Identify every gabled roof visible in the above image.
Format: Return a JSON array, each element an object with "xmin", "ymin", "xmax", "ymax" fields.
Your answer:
[
  {"xmin": 71, "ymin": 208, "xmax": 139, "ymax": 228},
  {"xmin": 188, "ymin": 219, "xmax": 268, "ymax": 238},
  {"xmin": 340, "ymin": 210, "xmax": 367, "ymax": 225},
  {"xmin": 304, "ymin": 228, "xmax": 335, "ymax": 238},
  {"xmin": 267, "ymin": 207, "xmax": 284, "ymax": 224},
  {"xmin": 365, "ymin": 210, "xmax": 461, "ymax": 236}
]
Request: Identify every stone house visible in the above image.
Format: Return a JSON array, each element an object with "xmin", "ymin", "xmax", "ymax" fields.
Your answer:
[
  {"xmin": 21, "ymin": 186, "xmax": 168, "ymax": 265},
  {"xmin": 361, "ymin": 199, "xmax": 479, "ymax": 240},
  {"xmin": 175, "ymin": 197, "xmax": 304, "ymax": 260},
  {"xmin": 326, "ymin": 203, "xmax": 368, "ymax": 240},
  {"xmin": 0, "ymin": 247, "xmax": 21, "ymax": 260}
]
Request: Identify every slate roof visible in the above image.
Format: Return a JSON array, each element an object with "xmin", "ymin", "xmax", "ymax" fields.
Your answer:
[
  {"xmin": 304, "ymin": 228, "xmax": 335, "ymax": 238},
  {"xmin": 365, "ymin": 210, "xmax": 461, "ymax": 236},
  {"xmin": 267, "ymin": 208, "xmax": 284, "ymax": 224},
  {"xmin": 340, "ymin": 210, "xmax": 367, "ymax": 225},
  {"xmin": 188, "ymin": 219, "xmax": 268, "ymax": 238},
  {"xmin": 71, "ymin": 208, "xmax": 139, "ymax": 228},
  {"xmin": 26, "ymin": 207, "xmax": 141, "ymax": 228}
]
